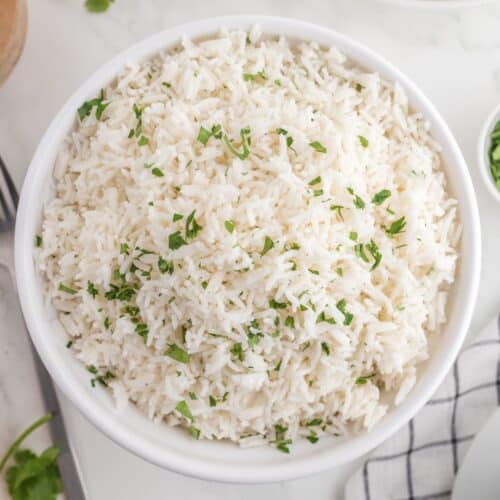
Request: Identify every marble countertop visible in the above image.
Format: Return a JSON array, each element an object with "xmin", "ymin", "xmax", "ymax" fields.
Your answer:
[{"xmin": 1, "ymin": 0, "xmax": 500, "ymax": 498}]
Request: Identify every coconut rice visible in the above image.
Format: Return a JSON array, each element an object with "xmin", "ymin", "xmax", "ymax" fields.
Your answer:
[{"xmin": 36, "ymin": 27, "xmax": 460, "ymax": 449}]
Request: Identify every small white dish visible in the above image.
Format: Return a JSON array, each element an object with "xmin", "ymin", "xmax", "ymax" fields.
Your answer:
[
  {"xmin": 478, "ymin": 104, "xmax": 500, "ymax": 203},
  {"xmin": 452, "ymin": 408, "xmax": 500, "ymax": 500},
  {"xmin": 14, "ymin": 15, "xmax": 481, "ymax": 483}
]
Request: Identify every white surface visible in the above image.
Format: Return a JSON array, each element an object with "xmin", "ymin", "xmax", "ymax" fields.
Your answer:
[
  {"xmin": 2, "ymin": 0, "xmax": 500, "ymax": 498},
  {"xmin": 13, "ymin": 13, "xmax": 481, "ymax": 484},
  {"xmin": 452, "ymin": 408, "xmax": 500, "ymax": 500}
]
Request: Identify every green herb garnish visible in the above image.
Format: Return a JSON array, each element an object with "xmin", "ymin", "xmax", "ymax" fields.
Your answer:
[
  {"xmin": 87, "ymin": 281, "xmax": 98, "ymax": 298},
  {"xmin": 336, "ymin": 298, "xmax": 354, "ymax": 325},
  {"xmin": 366, "ymin": 240, "xmax": 382, "ymax": 271},
  {"xmin": 35, "ymin": 235, "xmax": 42, "ymax": 247},
  {"xmin": 77, "ymin": 89, "xmax": 108, "ymax": 121},
  {"xmin": 354, "ymin": 243, "xmax": 369, "ymax": 263},
  {"xmin": 347, "ymin": 187, "xmax": 365, "ymax": 209},
  {"xmin": 261, "ymin": 236, "xmax": 274, "ymax": 256},
  {"xmin": 158, "ymin": 256, "xmax": 174, "ymax": 275},
  {"xmin": 284, "ymin": 316, "xmax": 295, "ymax": 328},
  {"xmin": 58, "ymin": 283, "xmax": 77, "ymax": 295},
  {"xmin": 223, "ymin": 127, "xmax": 251, "ymax": 160},
  {"xmin": 488, "ymin": 120, "xmax": 500, "ymax": 190},
  {"xmin": 175, "ymin": 400, "xmax": 194, "ymax": 421},
  {"xmin": 85, "ymin": 0, "xmax": 114, "ymax": 12},
  {"xmin": 224, "ymin": 220, "xmax": 235, "ymax": 233},
  {"xmin": 0, "ymin": 413, "xmax": 62, "ymax": 500},
  {"xmin": 371, "ymin": 189, "xmax": 391, "ymax": 206},
  {"xmin": 308, "ymin": 176, "xmax": 322, "ymax": 186},
  {"xmin": 173, "ymin": 213, "xmax": 183, "ymax": 222},
  {"xmin": 165, "ymin": 344, "xmax": 190, "ymax": 364},
  {"xmin": 269, "ymin": 298, "xmax": 287, "ymax": 309},
  {"xmin": 385, "ymin": 216, "xmax": 406, "ymax": 236},
  {"xmin": 321, "ymin": 342, "xmax": 330, "ymax": 355},
  {"xmin": 330, "ymin": 204, "xmax": 345, "ymax": 220},
  {"xmin": 230, "ymin": 342, "xmax": 244, "ymax": 361},
  {"xmin": 168, "ymin": 231, "xmax": 187, "ymax": 250},
  {"xmin": 306, "ymin": 418, "xmax": 322, "ymax": 427},
  {"xmin": 185, "ymin": 210, "xmax": 202, "ymax": 239},
  {"xmin": 355, "ymin": 374, "xmax": 376, "ymax": 385},
  {"xmin": 209, "ymin": 396, "xmax": 217, "ymax": 407},
  {"xmin": 151, "ymin": 167, "xmax": 163, "ymax": 177},
  {"xmin": 309, "ymin": 141, "xmax": 327, "ymax": 153},
  {"xmin": 135, "ymin": 323, "xmax": 148, "ymax": 343},
  {"xmin": 358, "ymin": 135, "xmax": 369, "ymax": 148}
]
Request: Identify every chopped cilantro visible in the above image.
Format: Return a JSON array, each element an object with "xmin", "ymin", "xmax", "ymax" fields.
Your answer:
[
  {"xmin": 85, "ymin": 0, "xmax": 114, "ymax": 12},
  {"xmin": 87, "ymin": 281, "xmax": 98, "ymax": 298},
  {"xmin": 366, "ymin": 240, "xmax": 382, "ymax": 271},
  {"xmin": 151, "ymin": 167, "xmax": 163, "ymax": 177},
  {"xmin": 58, "ymin": 283, "xmax": 77, "ymax": 295},
  {"xmin": 330, "ymin": 204, "xmax": 345, "ymax": 220},
  {"xmin": 284, "ymin": 316, "xmax": 295, "ymax": 328},
  {"xmin": 165, "ymin": 344, "xmax": 190, "ymax": 364},
  {"xmin": 223, "ymin": 127, "xmax": 251, "ymax": 160},
  {"xmin": 189, "ymin": 426, "xmax": 201, "ymax": 439},
  {"xmin": 385, "ymin": 216, "xmax": 406, "ymax": 236},
  {"xmin": 358, "ymin": 135, "xmax": 369, "ymax": 148},
  {"xmin": 349, "ymin": 231, "xmax": 358, "ymax": 241},
  {"xmin": 308, "ymin": 176, "xmax": 322, "ymax": 186},
  {"xmin": 347, "ymin": 187, "xmax": 365, "ymax": 209},
  {"xmin": 224, "ymin": 220, "xmax": 235, "ymax": 233},
  {"xmin": 35, "ymin": 235, "xmax": 42, "ymax": 247},
  {"xmin": 309, "ymin": 141, "xmax": 327, "ymax": 153},
  {"xmin": 173, "ymin": 213, "xmax": 183, "ymax": 222},
  {"xmin": 209, "ymin": 395, "xmax": 217, "ymax": 407},
  {"xmin": 175, "ymin": 400, "xmax": 194, "ymax": 421},
  {"xmin": 321, "ymin": 342, "xmax": 330, "ymax": 355},
  {"xmin": 261, "ymin": 236, "xmax": 274, "ymax": 256},
  {"xmin": 158, "ymin": 256, "xmax": 174, "ymax": 274},
  {"xmin": 230, "ymin": 342, "xmax": 244, "ymax": 361},
  {"xmin": 197, "ymin": 126, "xmax": 212, "ymax": 145},
  {"xmin": 354, "ymin": 243, "xmax": 369, "ymax": 263},
  {"xmin": 269, "ymin": 298, "xmax": 287, "ymax": 309},
  {"xmin": 355, "ymin": 374, "xmax": 376, "ymax": 385},
  {"xmin": 371, "ymin": 189, "xmax": 391, "ymax": 206},
  {"xmin": 168, "ymin": 231, "xmax": 187, "ymax": 250},
  {"xmin": 135, "ymin": 323, "xmax": 148, "ymax": 343},
  {"xmin": 185, "ymin": 210, "xmax": 203, "ymax": 239}
]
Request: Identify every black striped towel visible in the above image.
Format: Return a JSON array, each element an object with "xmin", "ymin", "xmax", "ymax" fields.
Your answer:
[{"xmin": 346, "ymin": 315, "xmax": 500, "ymax": 500}]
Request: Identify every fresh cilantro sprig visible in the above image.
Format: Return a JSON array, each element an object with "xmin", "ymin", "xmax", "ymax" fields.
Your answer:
[{"xmin": 0, "ymin": 413, "xmax": 63, "ymax": 500}]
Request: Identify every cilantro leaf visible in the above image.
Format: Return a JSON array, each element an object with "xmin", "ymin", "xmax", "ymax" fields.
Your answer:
[{"xmin": 85, "ymin": 0, "xmax": 114, "ymax": 12}]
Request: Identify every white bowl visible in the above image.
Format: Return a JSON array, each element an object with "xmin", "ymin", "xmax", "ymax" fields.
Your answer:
[
  {"xmin": 377, "ymin": 0, "xmax": 494, "ymax": 7},
  {"xmin": 14, "ymin": 15, "xmax": 481, "ymax": 483},
  {"xmin": 478, "ymin": 103, "xmax": 500, "ymax": 203}
]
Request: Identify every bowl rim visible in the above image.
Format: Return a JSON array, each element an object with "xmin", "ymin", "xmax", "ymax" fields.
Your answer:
[
  {"xmin": 477, "ymin": 103, "xmax": 500, "ymax": 203},
  {"xmin": 376, "ymin": 0, "xmax": 494, "ymax": 8},
  {"xmin": 14, "ymin": 15, "xmax": 481, "ymax": 483}
]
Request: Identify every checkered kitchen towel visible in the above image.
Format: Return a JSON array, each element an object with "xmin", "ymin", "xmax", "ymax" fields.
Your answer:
[{"xmin": 346, "ymin": 315, "xmax": 500, "ymax": 500}]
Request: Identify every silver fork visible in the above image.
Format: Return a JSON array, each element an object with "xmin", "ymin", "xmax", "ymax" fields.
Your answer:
[{"xmin": 0, "ymin": 155, "xmax": 87, "ymax": 500}]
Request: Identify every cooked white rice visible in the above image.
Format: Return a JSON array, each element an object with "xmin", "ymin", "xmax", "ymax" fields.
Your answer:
[{"xmin": 36, "ymin": 27, "xmax": 460, "ymax": 449}]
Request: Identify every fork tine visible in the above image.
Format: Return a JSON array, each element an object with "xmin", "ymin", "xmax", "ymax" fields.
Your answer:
[{"xmin": 0, "ymin": 154, "xmax": 19, "ymax": 209}]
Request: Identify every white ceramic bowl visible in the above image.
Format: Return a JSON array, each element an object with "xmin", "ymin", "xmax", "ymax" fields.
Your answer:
[
  {"xmin": 478, "ymin": 103, "xmax": 500, "ymax": 203},
  {"xmin": 377, "ymin": 0, "xmax": 494, "ymax": 8},
  {"xmin": 15, "ymin": 15, "xmax": 481, "ymax": 483}
]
